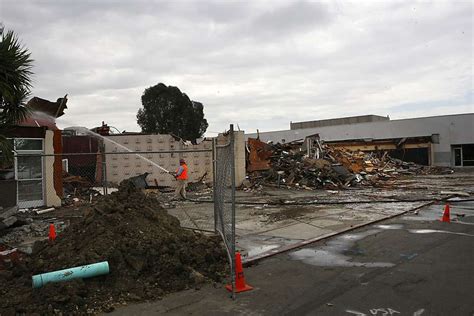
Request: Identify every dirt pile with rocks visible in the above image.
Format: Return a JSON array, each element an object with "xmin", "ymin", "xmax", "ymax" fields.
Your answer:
[{"xmin": 0, "ymin": 182, "xmax": 228, "ymax": 315}]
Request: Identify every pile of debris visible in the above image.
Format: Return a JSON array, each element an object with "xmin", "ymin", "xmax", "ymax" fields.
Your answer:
[
  {"xmin": 0, "ymin": 206, "xmax": 19, "ymax": 232},
  {"xmin": 62, "ymin": 173, "xmax": 103, "ymax": 206},
  {"xmin": 0, "ymin": 218, "xmax": 68, "ymax": 251},
  {"xmin": 246, "ymin": 138, "xmax": 453, "ymax": 190},
  {"xmin": 0, "ymin": 181, "xmax": 228, "ymax": 315}
]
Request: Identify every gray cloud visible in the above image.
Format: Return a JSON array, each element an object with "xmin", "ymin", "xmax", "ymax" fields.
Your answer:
[
  {"xmin": 250, "ymin": 1, "xmax": 332, "ymax": 37},
  {"xmin": 0, "ymin": 0, "xmax": 472, "ymax": 135}
]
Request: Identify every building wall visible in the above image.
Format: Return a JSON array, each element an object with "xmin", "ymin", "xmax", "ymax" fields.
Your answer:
[
  {"xmin": 290, "ymin": 115, "xmax": 389, "ymax": 130},
  {"xmin": 105, "ymin": 134, "xmax": 213, "ymax": 187},
  {"xmin": 216, "ymin": 130, "xmax": 246, "ymax": 187},
  {"xmin": 44, "ymin": 130, "xmax": 61, "ymax": 207},
  {"xmin": 104, "ymin": 131, "xmax": 246, "ymax": 188},
  {"xmin": 234, "ymin": 131, "xmax": 246, "ymax": 186},
  {"xmin": 246, "ymin": 113, "xmax": 474, "ymax": 167}
]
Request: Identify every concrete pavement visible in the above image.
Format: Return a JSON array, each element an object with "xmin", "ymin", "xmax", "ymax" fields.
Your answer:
[
  {"xmin": 168, "ymin": 173, "xmax": 474, "ymax": 262},
  {"xmin": 110, "ymin": 200, "xmax": 474, "ymax": 315}
]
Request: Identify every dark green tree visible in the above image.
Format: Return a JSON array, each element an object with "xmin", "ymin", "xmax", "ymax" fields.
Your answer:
[
  {"xmin": 137, "ymin": 83, "xmax": 208, "ymax": 142},
  {"xmin": 0, "ymin": 26, "xmax": 33, "ymax": 161}
]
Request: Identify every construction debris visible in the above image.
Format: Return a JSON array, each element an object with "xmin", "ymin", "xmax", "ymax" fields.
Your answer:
[
  {"xmin": 440, "ymin": 191, "xmax": 470, "ymax": 197},
  {"xmin": 246, "ymin": 138, "xmax": 454, "ymax": 190},
  {"xmin": 0, "ymin": 180, "xmax": 227, "ymax": 315},
  {"xmin": 0, "ymin": 219, "xmax": 67, "ymax": 252},
  {"xmin": 0, "ymin": 206, "xmax": 20, "ymax": 231},
  {"xmin": 0, "ymin": 206, "xmax": 19, "ymax": 220}
]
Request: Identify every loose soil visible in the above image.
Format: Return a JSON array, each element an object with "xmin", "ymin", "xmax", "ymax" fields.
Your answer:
[{"xmin": 0, "ymin": 182, "xmax": 228, "ymax": 315}]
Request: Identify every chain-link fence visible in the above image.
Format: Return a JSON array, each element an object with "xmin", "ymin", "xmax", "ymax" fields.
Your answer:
[
  {"xmin": 4, "ymin": 148, "xmax": 214, "ymax": 208},
  {"xmin": 2, "ymin": 130, "xmax": 236, "ymax": 296},
  {"xmin": 214, "ymin": 125, "xmax": 236, "ymax": 297}
]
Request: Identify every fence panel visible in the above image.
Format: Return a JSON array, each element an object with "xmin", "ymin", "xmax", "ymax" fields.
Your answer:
[
  {"xmin": 214, "ymin": 125, "xmax": 236, "ymax": 297},
  {"xmin": 8, "ymin": 130, "xmax": 237, "ymax": 297}
]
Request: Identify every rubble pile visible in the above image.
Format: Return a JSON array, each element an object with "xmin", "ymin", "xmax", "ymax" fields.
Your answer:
[
  {"xmin": 62, "ymin": 173, "xmax": 103, "ymax": 206},
  {"xmin": 246, "ymin": 139, "xmax": 453, "ymax": 190},
  {"xmin": 0, "ymin": 206, "xmax": 19, "ymax": 232},
  {"xmin": 0, "ymin": 181, "xmax": 228, "ymax": 315}
]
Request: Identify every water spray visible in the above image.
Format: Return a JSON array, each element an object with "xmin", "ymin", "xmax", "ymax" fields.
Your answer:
[{"xmin": 67, "ymin": 126, "xmax": 173, "ymax": 175}]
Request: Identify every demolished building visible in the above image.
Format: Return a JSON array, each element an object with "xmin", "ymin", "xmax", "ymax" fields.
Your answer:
[{"xmin": 246, "ymin": 113, "xmax": 474, "ymax": 168}]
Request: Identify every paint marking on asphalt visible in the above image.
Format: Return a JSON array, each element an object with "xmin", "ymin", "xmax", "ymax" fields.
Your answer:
[
  {"xmin": 369, "ymin": 307, "xmax": 400, "ymax": 315},
  {"xmin": 408, "ymin": 229, "xmax": 474, "ymax": 237},
  {"xmin": 346, "ymin": 307, "xmax": 427, "ymax": 315},
  {"xmin": 413, "ymin": 309, "xmax": 425, "ymax": 316},
  {"xmin": 346, "ymin": 310, "xmax": 367, "ymax": 315}
]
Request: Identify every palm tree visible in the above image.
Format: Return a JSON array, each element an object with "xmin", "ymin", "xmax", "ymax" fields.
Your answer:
[{"xmin": 0, "ymin": 26, "xmax": 34, "ymax": 162}]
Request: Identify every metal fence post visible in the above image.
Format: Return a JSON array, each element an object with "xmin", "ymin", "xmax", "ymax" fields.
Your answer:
[
  {"xmin": 229, "ymin": 124, "xmax": 236, "ymax": 299},
  {"xmin": 212, "ymin": 138, "xmax": 218, "ymax": 233},
  {"xmin": 101, "ymin": 143, "xmax": 107, "ymax": 195}
]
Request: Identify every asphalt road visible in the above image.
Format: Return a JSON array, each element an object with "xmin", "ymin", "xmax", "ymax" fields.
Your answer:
[{"xmin": 111, "ymin": 202, "xmax": 474, "ymax": 316}]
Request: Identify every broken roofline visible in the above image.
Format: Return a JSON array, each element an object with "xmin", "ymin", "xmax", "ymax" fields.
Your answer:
[{"xmin": 26, "ymin": 95, "xmax": 68, "ymax": 118}]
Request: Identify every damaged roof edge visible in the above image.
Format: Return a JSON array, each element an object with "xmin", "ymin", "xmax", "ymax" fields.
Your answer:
[{"xmin": 26, "ymin": 95, "xmax": 68, "ymax": 118}]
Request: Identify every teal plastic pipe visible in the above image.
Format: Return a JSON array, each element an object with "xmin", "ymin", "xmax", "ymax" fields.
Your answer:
[{"xmin": 32, "ymin": 261, "xmax": 109, "ymax": 288}]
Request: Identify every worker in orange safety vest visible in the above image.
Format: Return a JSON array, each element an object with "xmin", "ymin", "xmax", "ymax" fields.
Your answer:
[{"xmin": 172, "ymin": 158, "xmax": 188, "ymax": 199}]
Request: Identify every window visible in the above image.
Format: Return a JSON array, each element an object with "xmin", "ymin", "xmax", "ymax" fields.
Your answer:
[
  {"xmin": 14, "ymin": 138, "xmax": 44, "ymax": 206},
  {"xmin": 14, "ymin": 139, "xmax": 43, "ymax": 151},
  {"xmin": 62, "ymin": 159, "xmax": 69, "ymax": 173},
  {"xmin": 18, "ymin": 180, "xmax": 43, "ymax": 202}
]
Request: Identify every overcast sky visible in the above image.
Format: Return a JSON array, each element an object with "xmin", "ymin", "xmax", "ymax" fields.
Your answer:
[{"xmin": 1, "ymin": 0, "xmax": 472, "ymax": 135}]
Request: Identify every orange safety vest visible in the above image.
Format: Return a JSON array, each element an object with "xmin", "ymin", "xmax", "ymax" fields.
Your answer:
[{"xmin": 176, "ymin": 164, "xmax": 188, "ymax": 180}]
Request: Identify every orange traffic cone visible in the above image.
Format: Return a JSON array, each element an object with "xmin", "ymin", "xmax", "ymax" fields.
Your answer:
[
  {"xmin": 441, "ymin": 204, "xmax": 450, "ymax": 223},
  {"xmin": 226, "ymin": 252, "xmax": 253, "ymax": 293},
  {"xmin": 49, "ymin": 224, "xmax": 56, "ymax": 241}
]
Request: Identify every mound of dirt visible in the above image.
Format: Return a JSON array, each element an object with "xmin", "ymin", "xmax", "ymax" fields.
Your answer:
[{"xmin": 0, "ymin": 182, "xmax": 228, "ymax": 315}]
